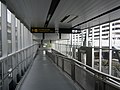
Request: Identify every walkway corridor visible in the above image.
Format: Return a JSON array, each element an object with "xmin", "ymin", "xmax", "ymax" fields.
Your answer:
[{"xmin": 19, "ymin": 50, "xmax": 79, "ymax": 90}]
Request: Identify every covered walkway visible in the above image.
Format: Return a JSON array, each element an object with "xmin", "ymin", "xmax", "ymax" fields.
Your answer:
[{"xmin": 18, "ymin": 50, "xmax": 80, "ymax": 90}]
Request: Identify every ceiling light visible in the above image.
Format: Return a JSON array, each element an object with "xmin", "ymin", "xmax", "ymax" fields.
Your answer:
[
  {"xmin": 60, "ymin": 15, "xmax": 70, "ymax": 22},
  {"xmin": 47, "ymin": 14, "xmax": 51, "ymax": 21},
  {"xmin": 67, "ymin": 16, "xmax": 78, "ymax": 23}
]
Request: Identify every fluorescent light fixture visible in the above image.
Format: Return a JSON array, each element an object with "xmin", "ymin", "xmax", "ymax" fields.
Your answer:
[
  {"xmin": 60, "ymin": 15, "xmax": 70, "ymax": 22},
  {"xmin": 47, "ymin": 14, "xmax": 51, "ymax": 21},
  {"xmin": 67, "ymin": 16, "xmax": 78, "ymax": 23}
]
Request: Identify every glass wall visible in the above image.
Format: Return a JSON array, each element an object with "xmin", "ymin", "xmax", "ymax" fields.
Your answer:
[
  {"xmin": 0, "ymin": 2, "xmax": 34, "ymax": 89},
  {"xmin": 71, "ymin": 20, "xmax": 120, "ymax": 77},
  {"xmin": 53, "ymin": 16, "xmax": 120, "ymax": 79}
]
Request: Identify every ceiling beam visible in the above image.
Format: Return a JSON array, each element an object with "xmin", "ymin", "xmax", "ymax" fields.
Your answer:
[{"xmin": 44, "ymin": 0, "xmax": 60, "ymax": 27}]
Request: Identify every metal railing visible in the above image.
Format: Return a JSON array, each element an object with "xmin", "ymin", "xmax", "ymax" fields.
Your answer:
[
  {"xmin": 46, "ymin": 49, "xmax": 120, "ymax": 90},
  {"xmin": 0, "ymin": 44, "xmax": 38, "ymax": 90},
  {"xmin": 53, "ymin": 44, "xmax": 120, "ymax": 77}
]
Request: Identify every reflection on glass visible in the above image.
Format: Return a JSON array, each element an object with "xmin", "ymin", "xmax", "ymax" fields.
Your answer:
[
  {"xmin": 101, "ymin": 23, "xmax": 110, "ymax": 74},
  {"xmin": 112, "ymin": 49, "xmax": 120, "ymax": 78},
  {"xmin": 94, "ymin": 48, "xmax": 99, "ymax": 70},
  {"xmin": 111, "ymin": 20, "xmax": 120, "ymax": 78},
  {"xmin": 101, "ymin": 49, "xmax": 109, "ymax": 74}
]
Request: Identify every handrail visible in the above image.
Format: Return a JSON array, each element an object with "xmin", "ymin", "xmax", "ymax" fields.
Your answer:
[
  {"xmin": 0, "ymin": 44, "xmax": 36, "ymax": 61},
  {"xmin": 54, "ymin": 44, "xmax": 120, "ymax": 51},
  {"xmin": 0, "ymin": 55, "xmax": 34, "ymax": 84},
  {"xmin": 53, "ymin": 52, "xmax": 120, "ymax": 84},
  {"xmin": 0, "ymin": 44, "xmax": 38, "ymax": 84}
]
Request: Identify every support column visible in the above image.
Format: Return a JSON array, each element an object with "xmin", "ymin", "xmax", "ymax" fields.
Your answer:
[
  {"xmin": 86, "ymin": 29, "xmax": 88, "ymax": 47},
  {"xmin": 21, "ymin": 23, "xmax": 25, "ymax": 74},
  {"xmin": 1, "ymin": 3, "xmax": 7, "ymax": 57},
  {"xmin": 99, "ymin": 25, "xmax": 102, "ymax": 71},
  {"xmin": 92, "ymin": 28, "xmax": 95, "ymax": 68},
  {"xmin": 109, "ymin": 23, "xmax": 112, "ymax": 75},
  {"xmin": 1, "ymin": 3, "xmax": 8, "ymax": 90}
]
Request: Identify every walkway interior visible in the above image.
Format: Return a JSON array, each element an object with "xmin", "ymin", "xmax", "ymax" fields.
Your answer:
[{"xmin": 19, "ymin": 50, "xmax": 80, "ymax": 90}]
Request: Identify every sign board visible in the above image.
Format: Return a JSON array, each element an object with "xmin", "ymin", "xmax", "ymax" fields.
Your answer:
[
  {"xmin": 31, "ymin": 28, "xmax": 55, "ymax": 33},
  {"xmin": 59, "ymin": 28, "xmax": 72, "ymax": 33},
  {"xmin": 31, "ymin": 27, "xmax": 80, "ymax": 33}
]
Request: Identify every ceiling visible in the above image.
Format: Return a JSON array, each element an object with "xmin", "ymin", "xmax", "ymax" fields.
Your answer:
[
  {"xmin": 3, "ymin": 0, "xmax": 120, "ymax": 42},
  {"xmin": 3, "ymin": 0, "xmax": 120, "ymax": 29}
]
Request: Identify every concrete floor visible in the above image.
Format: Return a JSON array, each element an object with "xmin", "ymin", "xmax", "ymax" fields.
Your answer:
[{"xmin": 19, "ymin": 50, "xmax": 79, "ymax": 90}]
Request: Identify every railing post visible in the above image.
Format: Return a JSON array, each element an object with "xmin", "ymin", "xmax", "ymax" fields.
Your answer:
[
  {"xmin": 57, "ymin": 57, "xmax": 58, "ymax": 66},
  {"xmin": 54, "ymin": 55, "xmax": 57, "ymax": 64},
  {"xmin": 52, "ymin": 53, "xmax": 55, "ymax": 63},
  {"xmin": 53, "ymin": 54, "xmax": 55, "ymax": 63},
  {"xmin": 62, "ymin": 58, "xmax": 64, "ymax": 71},
  {"xmin": 71, "ymin": 60, "xmax": 75, "ymax": 81}
]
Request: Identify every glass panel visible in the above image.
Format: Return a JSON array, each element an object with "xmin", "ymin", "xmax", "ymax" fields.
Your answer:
[
  {"xmin": 111, "ymin": 20, "xmax": 120, "ymax": 78},
  {"xmin": 76, "ymin": 48, "xmax": 78, "ymax": 60},
  {"xmin": 66, "ymin": 44, "xmax": 69, "ymax": 56},
  {"xmin": 102, "ymin": 48, "xmax": 109, "ymax": 74},
  {"xmin": 15, "ymin": 18, "xmax": 18, "ymax": 51},
  {"xmin": 93, "ymin": 26, "xmax": 100, "ymax": 70},
  {"xmin": 7, "ymin": 9, "xmax": 12, "ymax": 54},
  {"xmin": 94, "ymin": 48, "xmax": 99, "ymax": 70},
  {"xmin": 0, "ymin": 2, "xmax": 1, "ymax": 57},
  {"xmin": 88, "ymin": 28, "xmax": 92, "ymax": 47},
  {"xmin": 94, "ymin": 26, "xmax": 100, "ymax": 47},
  {"xmin": 112, "ymin": 49, "xmax": 120, "ymax": 78},
  {"xmin": 72, "ymin": 34, "xmax": 75, "ymax": 45},
  {"xmin": 82, "ymin": 29, "xmax": 86, "ymax": 46},
  {"xmin": 79, "ymin": 33, "xmax": 82, "ymax": 46},
  {"xmin": 61, "ymin": 44, "xmax": 66, "ymax": 55},
  {"xmin": 101, "ymin": 23, "xmax": 110, "ymax": 74}
]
